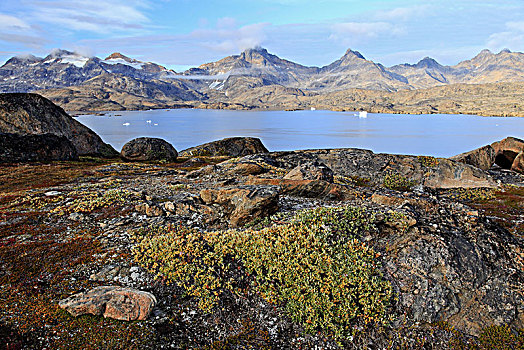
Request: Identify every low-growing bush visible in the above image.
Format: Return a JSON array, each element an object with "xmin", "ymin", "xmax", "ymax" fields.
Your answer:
[
  {"xmin": 417, "ymin": 155, "xmax": 440, "ymax": 168},
  {"xmin": 133, "ymin": 206, "xmax": 392, "ymax": 340},
  {"xmin": 50, "ymin": 189, "xmax": 134, "ymax": 215},
  {"xmin": 383, "ymin": 173, "xmax": 416, "ymax": 191}
]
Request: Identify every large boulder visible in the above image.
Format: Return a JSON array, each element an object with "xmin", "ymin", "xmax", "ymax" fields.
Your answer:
[
  {"xmin": 491, "ymin": 136, "xmax": 524, "ymax": 172},
  {"xmin": 180, "ymin": 137, "xmax": 268, "ymax": 157},
  {"xmin": 121, "ymin": 137, "xmax": 178, "ymax": 161},
  {"xmin": 450, "ymin": 137, "xmax": 524, "ymax": 173},
  {"xmin": 512, "ymin": 151, "xmax": 524, "ymax": 173},
  {"xmin": 450, "ymin": 145, "xmax": 495, "ymax": 171},
  {"xmin": 59, "ymin": 286, "xmax": 156, "ymax": 321},
  {"xmin": 371, "ymin": 198, "xmax": 524, "ymax": 336},
  {"xmin": 200, "ymin": 185, "xmax": 279, "ymax": 227},
  {"xmin": 0, "ymin": 93, "xmax": 117, "ymax": 157},
  {"xmin": 0, "ymin": 132, "xmax": 78, "ymax": 162}
]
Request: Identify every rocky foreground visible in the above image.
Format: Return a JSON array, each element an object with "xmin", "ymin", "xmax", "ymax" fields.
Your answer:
[
  {"xmin": 1, "ymin": 138, "xmax": 523, "ymax": 349},
  {"xmin": 0, "ymin": 95, "xmax": 523, "ymax": 349}
]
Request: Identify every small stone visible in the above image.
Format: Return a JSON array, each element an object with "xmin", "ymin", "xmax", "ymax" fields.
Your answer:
[
  {"xmin": 164, "ymin": 201, "xmax": 176, "ymax": 213},
  {"xmin": 145, "ymin": 204, "xmax": 164, "ymax": 217},
  {"xmin": 45, "ymin": 190, "xmax": 62, "ymax": 196},
  {"xmin": 59, "ymin": 286, "xmax": 156, "ymax": 321},
  {"xmin": 68, "ymin": 212, "xmax": 85, "ymax": 221}
]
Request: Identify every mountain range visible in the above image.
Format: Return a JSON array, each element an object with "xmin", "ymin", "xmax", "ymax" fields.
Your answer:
[{"xmin": 1, "ymin": 47, "xmax": 524, "ymax": 115}]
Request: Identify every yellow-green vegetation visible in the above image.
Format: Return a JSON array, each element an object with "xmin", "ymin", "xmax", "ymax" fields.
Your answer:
[
  {"xmin": 449, "ymin": 188, "xmax": 495, "ymax": 202},
  {"xmin": 133, "ymin": 206, "xmax": 393, "ymax": 340},
  {"xmin": 417, "ymin": 155, "xmax": 440, "ymax": 168},
  {"xmin": 383, "ymin": 173, "xmax": 416, "ymax": 191},
  {"xmin": 385, "ymin": 210, "xmax": 413, "ymax": 234},
  {"xmin": 4, "ymin": 193, "xmax": 66, "ymax": 211},
  {"xmin": 478, "ymin": 325, "xmax": 523, "ymax": 350},
  {"xmin": 50, "ymin": 189, "xmax": 134, "ymax": 216},
  {"xmin": 437, "ymin": 322, "xmax": 524, "ymax": 350},
  {"xmin": 334, "ymin": 175, "xmax": 371, "ymax": 187},
  {"xmin": 168, "ymin": 183, "xmax": 190, "ymax": 191}
]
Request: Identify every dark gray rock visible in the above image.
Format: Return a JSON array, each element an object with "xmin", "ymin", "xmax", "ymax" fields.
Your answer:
[
  {"xmin": 121, "ymin": 137, "xmax": 178, "ymax": 161},
  {"xmin": 180, "ymin": 137, "xmax": 268, "ymax": 157},
  {"xmin": 0, "ymin": 132, "xmax": 78, "ymax": 162},
  {"xmin": 0, "ymin": 93, "xmax": 117, "ymax": 157}
]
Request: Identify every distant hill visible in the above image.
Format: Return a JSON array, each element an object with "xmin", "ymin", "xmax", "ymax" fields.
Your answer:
[{"xmin": 1, "ymin": 47, "xmax": 524, "ymax": 115}]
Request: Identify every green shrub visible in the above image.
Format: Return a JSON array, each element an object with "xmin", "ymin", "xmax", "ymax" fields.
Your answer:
[
  {"xmin": 383, "ymin": 173, "xmax": 416, "ymax": 191},
  {"xmin": 133, "ymin": 206, "xmax": 393, "ymax": 339},
  {"xmin": 478, "ymin": 325, "xmax": 523, "ymax": 350},
  {"xmin": 417, "ymin": 155, "xmax": 440, "ymax": 168},
  {"xmin": 450, "ymin": 188, "xmax": 495, "ymax": 202}
]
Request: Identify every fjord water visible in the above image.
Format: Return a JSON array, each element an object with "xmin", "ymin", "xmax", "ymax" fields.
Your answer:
[{"xmin": 76, "ymin": 109, "xmax": 523, "ymax": 157}]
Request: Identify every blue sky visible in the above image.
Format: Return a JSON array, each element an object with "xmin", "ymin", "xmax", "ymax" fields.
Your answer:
[{"xmin": 1, "ymin": 0, "xmax": 524, "ymax": 71}]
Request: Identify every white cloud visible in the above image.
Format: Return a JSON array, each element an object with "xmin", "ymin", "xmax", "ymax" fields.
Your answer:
[
  {"xmin": 374, "ymin": 5, "xmax": 431, "ymax": 21},
  {"xmin": 486, "ymin": 21, "xmax": 524, "ymax": 51},
  {"xmin": 0, "ymin": 12, "xmax": 46, "ymax": 47},
  {"xmin": 332, "ymin": 22, "xmax": 399, "ymax": 37},
  {"xmin": 329, "ymin": 21, "xmax": 404, "ymax": 46},
  {"xmin": 506, "ymin": 21, "xmax": 524, "ymax": 32},
  {"xmin": 0, "ymin": 14, "xmax": 31, "ymax": 30},
  {"xmin": 191, "ymin": 21, "xmax": 269, "ymax": 53},
  {"xmin": 27, "ymin": 0, "xmax": 151, "ymax": 33}
]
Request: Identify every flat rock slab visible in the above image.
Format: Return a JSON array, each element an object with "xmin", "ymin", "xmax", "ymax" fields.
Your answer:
[
  {"xmin": 200, "ymin": 185, "xmax": 279, "ymax": 227},
  {"xmin": 59, "ymin": 286, "xmax": 156, "ymax": 321}
]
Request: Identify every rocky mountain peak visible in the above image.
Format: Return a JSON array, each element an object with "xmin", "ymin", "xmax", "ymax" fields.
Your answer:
[
  {"xmin": 105, "ymin": 52, "xmax": 135, "ymax": 63},
  {"xmin": 240, "ymin": 47, "xmax": 271, "ymax": 61},
  {"xmin": 3, "ymin": 54, "xmax": 41, "ymax": 66},
  {"xmin": 415, "ymin": 57, "xmax": 442, "ymax": 69},
  {"xmin": 499, "ymin": 48, "xmax": 512, "ymax": 54},
  {"xmin": 475, "ymin": 49, "xmax": 494, "ymax": 59},
  {"xmin": 45, "ymin": 49, "xmax": 79, "ymax": 59},
  {"xmin": 343, "ymin": 49, "xmax": 366, "ymax": 60}
]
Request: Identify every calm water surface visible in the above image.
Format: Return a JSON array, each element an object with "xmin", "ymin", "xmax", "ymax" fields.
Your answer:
[{"xmin": 75, "ymin": 109, "xmax": 524, "ymax": 157}]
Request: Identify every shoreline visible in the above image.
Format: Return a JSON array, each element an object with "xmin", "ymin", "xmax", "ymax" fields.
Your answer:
[{"xmin": 68, "ymin": 105, "xmax": 524, "ymax": 118}]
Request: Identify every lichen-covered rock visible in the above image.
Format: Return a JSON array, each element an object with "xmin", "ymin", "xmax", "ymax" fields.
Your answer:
[
  {"xmin": 0, "ymin": 93, "xmax": 117, "ymax": 157},
  {"xmin": 0, "ymin": 132, "xmax": 78, "ymax": 162},
  {"xmin": 179, "ymin": 137, "xmax": 268, "ymax": 157},
  {"xmin": 58, "ymin": 286, "xmax": 156, "ymax": 321},
  {"xmin": 270, "ymin": 149, "xmax": 496, "ymax": 189},
  {"xmin": 373, "ymin": 201, "xmax": 524, "ymax": 336},
  {"xmin": 283, "ymin": 161, "xmax": 334, "ymax": 182},
  {"xmin": 246, "ymin": 177, "xmax": 350, "ymax": 200},
  {"xmin": 121, "ymin": 137, "xmax": 178, "ymax": 161},
  {"xmin": 200, "ymin": 185, "xmax": 279, "ymax": 226}
]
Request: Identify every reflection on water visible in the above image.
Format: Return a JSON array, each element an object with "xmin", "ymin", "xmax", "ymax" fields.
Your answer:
[{"xmin": 75, "ymin": 109, "xmax": 524, "ymax": 157}]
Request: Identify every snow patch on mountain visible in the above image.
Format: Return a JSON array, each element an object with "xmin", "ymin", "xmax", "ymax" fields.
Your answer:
[{"xmin": 103, "ymin": 58, "xmax": 145, "ymax": 70}]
